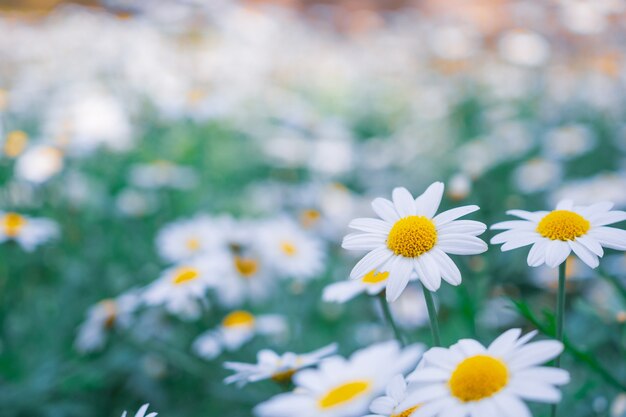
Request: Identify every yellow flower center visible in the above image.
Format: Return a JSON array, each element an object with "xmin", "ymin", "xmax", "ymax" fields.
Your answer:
[
  {"xmin": 387, "ymin": 216, "xmax": 437, "ymax": 258},
  {"xmin": 171, "ymin": 267, "xmax": 200, "ymax": 285},
  {"xmin": 2, "ymin": 213, "xmax": 27, "ymax": 237},
  {"xmin": 271, "ymin": 369, "xmax": 297, "ymax": 384},
  {"xmin": 222, "ymin": 310, "xmax": 255, "ymax": 328},
  {"xmin": 449, "ymin": 355, "xmax": 509, "ymax": 402},
  {"xmin": 234, "ymin": 256, "xmax": 259, "ymax": 278},
  {"xmin": 4, "ymin": 130, "xmax": 28, "ymax": 158},
  {"xmin": 361, "ymin": 269, "xmax": 389, "ymax": 285},
  {"xmin": 318, "ymin": 380, "xmax": 371, "ymax": 409},
  {"xmin": 186, "ymin": 237, "xmax": 201, "ymax": 251},
  {"xmin": 536, "ymin": 210, "xmax": 590, "ymax": 241},
  {"xmin": 100, "ymin": 299, "xmax": 117, "ymax": 329},
  {"xmin": 280, "ymin": 241, "xmax": 298, "ymax": 256},
  {"xmin": 391, "ymin": 405, "xmax": 420, "ymax": 417},
  {"xmin": 300, "ymin": 209, "xmax": 321, "ymax": 228}
]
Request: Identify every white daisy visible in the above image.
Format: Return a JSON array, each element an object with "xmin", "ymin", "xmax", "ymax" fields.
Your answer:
[
  {"xmin": 342, "ymin": 183, "xmax": 487, "ymax": 301},
  {"xmin": 491, "ymin": 200, "xmax": 626, "ymax": 269},
  {"xmin": 258, "ymin": 218, "xmax": 326, "ymax": 281},
  {"xmin": 121, "ymin": 403, "xmax": 157, "ymax": 417},
  {"xmin": 322, "ymin": 269, "xmax": 390, "ymax": 304},
  {"xmin": 142, "ymin": 259, "xmax": 216, "ymax": 320},
  {"xmin": 224, "ymin": 343, "xmax": 338, "ymax": 387},
  {"xmin": 192, "ymin": 311, "xmax": 287, "ymax": 360},
  {"xmin": 155, "ymin": 215, "xmax": 221, "ymax": 263},
  {"xmin": 254, "ymin": 341, "xmax": 424, "ymax": 417},
  {"xmin": 407, "ymin": 329, "xmax": 569, "ymax": 417},
  {"xmin": 366, "ymin": 374, "xmax": 421, "ymax": 417},
  {"xmin": 0, "ymin": 211, "xmax": 59, "ymax": 251}
]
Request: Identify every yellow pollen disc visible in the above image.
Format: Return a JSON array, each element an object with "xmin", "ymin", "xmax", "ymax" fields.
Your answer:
[
  {"xmin": 2, "ymin": 213, "xmax": 27, "ymax": 237},
  {"xmin": 271, "ymin": 369, "xmax": 296, "ymax": 384},
  {"xmin": 171, "ymin": 267, "xmax": 200, "ymax": 285},
  {"xmin": 449, "ymin": 355, "xmax": 509, "ymax": 402},
  {"xmin": 4, "ymin": 130, "xmax": 28, "ymax": 158},
  {"xmin": 318, "ymin": 380, "xmax": 371, "ymax": 409},
  {"xmin": 234, "ymin": 256, "xmax": 259, "ymax": 278},
  {"xmin": 361, "ymin": 269, "xmax": 389, "ymax": 284},
  {"xmin": 222, "ymin": 310, "xmax": 255, "ymax": 328},
  {"xmin": 391, "ymin": 405, "xmax": 420, "ymax": 417},
  {"xmin": 387, "ymin": 216, "xmax": 437, "ymax": 258},
  {"xmin": 536, "ymin": 210, "xmax": 590, "ymax": 241},
  {"xmin": 100, "ymin": 299, "xmax": 117, "ymax": 329},
  {"xmin": 185, "ymin": 237, "xmax": 201, "ymax": 251},
  {"xmin": 300, "ymin": 209, "xmax": 321, "ymax": 228},
  {"xmin": 280, "ymin": 241, "xmax": 298, "ymax": 256}
]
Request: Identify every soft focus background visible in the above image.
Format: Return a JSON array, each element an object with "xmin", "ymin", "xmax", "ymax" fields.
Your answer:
[{"xmin": 1, "ymin": 0, "xmax": 626, "ymax": 416}]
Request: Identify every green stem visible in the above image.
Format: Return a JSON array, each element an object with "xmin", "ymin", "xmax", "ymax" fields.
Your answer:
[
  {"xmin": 423, "ymin": 288, "xmax": 441, "ymax": 347},
  {"xmin": 378, "ymin": 292, "xmax": 406, "ymax": 347},
  {"xmin": 551, "ymin": 261, "xmax": 567, "ymax": 417}
]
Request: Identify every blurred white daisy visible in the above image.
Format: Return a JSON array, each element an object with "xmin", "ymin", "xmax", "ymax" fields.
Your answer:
[
  {"xmin": 407, "ymin": 329, "xmax": 569, "ymax": 417},
  {"xmin": 155, "ymin": 215, "xmax": 221, "ymax": 263},
  {"xmin": 389, "ymin": 286, "xmax": 429, "ymax": 330},
  {"xmin": 14, "ymin": 145, "xmax": 64, "ymax": 184},
  {"xmin": 258, "ymin": 218, "xmax": 326, "ymax": 281},
  {"xmin": 193, "ymin": 311, "xmax": 287, "ymax": 360},
  {"xmin": 342, "ymin": 183, "xmax": 487, "ymax": 301},
  {"xmin": 0, "ymin": 211, "xmax": 59, "ymax": 251},
  {"xmin": 366, "ymin": 374, "xmax": 420, "ymax": 417},
  {"xmin": 143, "ymin": 259, "xmax": 216, "ymax": 320},
  {"xmin": 75, "ymin": 291, "xmax": 140, "ymax": 354},
  {"xmin": 322, "ymin": 269, "xmax": 390, "ymax": 304},
  {"xmin": 121, "ymin": 403, "xmax": 157, "ymax": 417},
  {"xmin": 255, "ymin": 341, "xmax": 424, "ymax": 417},
  {"xmin": 224, "ymin": 343, "xmax": 338, "ymax": 387},
  {"xmin": 491, "ymin": 200, "xmax": 626, "ymax": 268}
]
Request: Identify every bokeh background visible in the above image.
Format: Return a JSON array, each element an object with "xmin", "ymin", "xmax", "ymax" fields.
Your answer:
[{"xmin": 1, "ymin": 0, "xmax": 626, "ymax": 416}]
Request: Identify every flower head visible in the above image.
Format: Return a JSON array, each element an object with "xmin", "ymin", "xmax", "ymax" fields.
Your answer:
[
  {"xmin": 366, "ymin": 374, "xmax": 421, "ymax": 417},
  {"xmin": 342, "ymin": 183, "xmax": 487, "ymax": 301},
  {"xmin": 0, "ymin": 211, "xmax": 59, "ymax": 251}
]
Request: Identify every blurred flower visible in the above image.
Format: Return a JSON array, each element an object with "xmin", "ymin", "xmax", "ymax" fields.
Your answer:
[
  {"xmin": 389, "ymin": 285, "xmax": 429, "ymax": 330},
  {"xmin": 323, "ymin": 269, "xmax": 389, "ymax": 303},
  {"xmin": 513, "ymin": 158, "xmax": 562, "ymax": 194},
  {"xmin": 155, "ymin": 215, "xmax": 221, "ymax": 263},
  {"xmin": 193, "ymin": 311, "xmax": 287, "ymax": 360},
  {"xmin": 224, "ymin": 343, "xmax": 338, "ymax": 387},
  {"xmin": 611, "ymin": 393, "xmax": 626, "ymax": 417},
  {"xmin": 129, "ymin": 161, "xmax": 198, "ymax": 190},
  {"xmin": 116, "ymin": 188, "xmax": 159, "ymax": 217},
  {"xmin": 498, "ymin": 29, "xmax": 551, "ymax": 67},
  {"xmin": 121, "ymin": 404, "xmax": 157, "ymax": 417},
  {"xmin": 407, "ymin": 329, "xmax": 568, "ymax": 415},
  {"xmin": 366, "ymin": 374, "xmax": 420, "ymax": 417},
  {"xmin": 0, "ymin": 211, "xmax": 59, "ymax": 251},
  {"xmin": 447, "ymin": 173, "xmax": 472, "ymax": 201},
  {"xmin": 14, "ymin": 145, "xmax": 64, "ymax": 184},
  {"xmin": 254, "ymin": 341, "xmax": 424, "ymax": 417},
  {"xmin": 342, "ymin": 183, "xmax": 487, "ymax": 301},
  {"xmin": 2, "ymin": 130, "xmax": 28, "ymax": 158},
  {"xmin": 551, "ymin": 174, "xmax": 626, "ymax": 208},
  {"xmin": 543, "ymin": 124, "xmax": 596, "ymax": 160},
  {"xmin": 491, "ymin": 200, "xmax": 626, "ymax": 268},
  {"xmin": 75, "ymin": 291, "xmax": 140, "ymax": 354}
]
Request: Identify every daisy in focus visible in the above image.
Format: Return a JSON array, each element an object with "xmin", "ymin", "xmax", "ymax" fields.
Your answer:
[
  {"xmin": 254, "ymin": 341, "xmax": 424, "ymax": 417},
  {"xmin": 342, "ymin": 183, "xmax": 487, "ymax": 301},
  {"xmin": 491, "ymin": 200, "xmax": 626, "ymax": 268},
  {"xmin": 0, "ymin": 211, "xmax": 59, "ymax": 251},
  {"xmin": 193, "ymin": 310, "xmax": 287, "ymax": 360},
  {"xmin": 121, "ymin": 403, "xmax": 157, "ymax": 417},
  {"xmin": 407, "ymin": 329, "xmax": 569, "ymax": 417},
  {"xmin": 366, "ymin": 374, "xmax": 420, "ymax": 417},
  {"xmin": 224, "ymin": 343, "xmax": 338, "ymax": 387}
]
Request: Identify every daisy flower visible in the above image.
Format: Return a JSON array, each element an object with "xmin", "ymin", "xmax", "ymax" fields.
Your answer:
[
  {"xmin": 342, "ymin": 183, "xmax": 487, "ymax": 301},
  {"xmin": 121, "ymin": 403, "xmax": 157, "ymax": 417},
  {"xmin": 155, "ymin": 215, "xmax": 221, "ymax": 263},
  {"xmin": 192, "ymin": 311, "xmax": 287, "ymax": 360},
  {"xmin": 322, "ymin": 269, "xmax": 390, "ymax": 303},
  {"xmin": 254, "ymin": 341, "xmax": 424, "ymax": 417},
  {"xmin": 258, "ymin": 218, "xmax": 326, "ymax": 281},
  {"xmin": 491, "ymin": 200, "xmax": 626, "ymax": 269},
  {"xmin": 0, "ymin": 211, "xmax": 59, "ymax": 251},
  {"xmin": 407, "ymin": 329, "xmax": 569, "ymax": 417},
  {"xmin": 142, "ymin": 259, "xmax": 216, "ymax": 320},
  {"xmin": 366, "ymin": 374, "xmax": 421, "ymax": 417},
  {"xmin": 224, "ymin": 343, "xmax": 338, "ymax": 387}
]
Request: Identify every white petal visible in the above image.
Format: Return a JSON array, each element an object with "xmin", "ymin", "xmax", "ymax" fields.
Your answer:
[
  {"xmin": 589, "ymin": 210, "xmax": 626, "ymax": 226},
  {"xmin": 393, "ymin": 187, "xmax": 417, "ymax": 217},
  {"xmin": 370, "ymin": 397, "xmax": 396, "ymax": 415},
  {"xmin": 556, "ymin": 200, "xmax": 574, "ymax": 210},
  {"xmin": 406, "ymin": 367, "xmax": 449, "ymax": 383},
  {"xmin": 544, "ymin": 240, "xmax": 571, "ymax": 268},
  {"xmin": 588, "ymin": 227, "xmax": 626, "ymax": 250},
  {"xmin": 386, "ymin": 257, "xmax": 414, "ymax": 302},
  {"xmin": 342, "ymin": 233, "xmax": 386, "ymax": 251},
  {"xmin": 487, "ymin": 328, "xmax": 521, "ymax": 356},
  {"xmin": 576, "ymin": 235, "xmax": 604, "ymax": 256},
  {"xmin": 507, "ymin": 340, "xmax": 564, "ymax": 370},
  {"xmin": 577, "ymin": 201, "xmax": 614, "ymax": 217},
  {"xmin": 433, "ymin": 205, "xmax": 480, "ymax": 226},
  {"xmin": 349, "ymin": 218, "xmax": 392, "ymax": 234},
  {"xmin": 421, "ymin": 347, "xmax": 463, "ymax": 370},
  {"xmin": 454, "ymin": 339, "xmax": 486, "ymax": 356},
  {"xmin": 514, "ymin": 366, "xmax": 570, "ymax": 385},
  {"xmin": 372, "ymin": 198, "xmax": 400, "ymax": 223},
  {"xmin": 506, "ymin": 209, "xmax": 549, "ymax": 222},
  {"xmin": 386, "ymin": 374, "xmax": 407, "ymax": 400},
  {"xmin": 438, "ymin": 220, "xmax": 486, "ymax": 236},
  {"xmin": 437, "ymin": 234, "xmax": 488, "ymax": 255},
  {"xmin": 430, "ymin": 248, "xmax": 462, "ymax": 286},
  {"xmin": 527, "ymin": 239, "xmax": 549, "ymax": 267},
  {"xmin": 490, "ymin": 220, "xmax": 536, "ymax": 231},
  {"xmin": 350, "ymin": 248, "xmax": 393, "ymax": 279},
  {"xmin": 416, "ymin": 182, "xmax": 445, "ymax": 218},
  {"xmin": 414, "ymin": 256, "xmax": 441, "ymax": 291},
  {"xmin": 508, "ymin": 380, "xmax": 562, "ymax": 402},
  {"xmin": 500, "ymin": 234, "xmax": 542, "ymax": 251},
  {"xmin": 569, "ymin": 240, "xmax": 599, "ymax": 268},
  {"xmin": 493, "ymin": 393, "xmax": 532, "ymax": 417}
]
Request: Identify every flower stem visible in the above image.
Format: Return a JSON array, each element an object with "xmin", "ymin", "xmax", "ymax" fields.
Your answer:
[
  {"xmin": 551, "ymin": 261, "xmax": 567, "ymax": 417},
  {"xmin": 423, "ymin": 288, "xmax": 441, "ymax": 347},
  {"xmin": 378, "ymin": 292, "xmax": 406, "ymax": 347}
]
